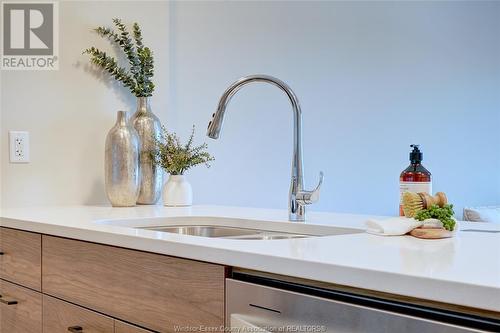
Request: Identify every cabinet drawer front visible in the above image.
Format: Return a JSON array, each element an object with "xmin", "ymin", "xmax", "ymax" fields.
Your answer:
[
  {"xmin": 0, "ymin": 279, "xmax": 42, "ymax": 333},
  {"xmin": 115, "ymin": 321, "xmax": 155, "ymax": 333},
  {"xmin": 42, "ymin": 236, "xmax": 226, "ymax": 333},
  {"xmin": 43, "ymin": 295, "xmax": 114, "ymax": 333},
  {"xmin": 0, "ymin": 227, "xmax": 42, "ymax": 290}
]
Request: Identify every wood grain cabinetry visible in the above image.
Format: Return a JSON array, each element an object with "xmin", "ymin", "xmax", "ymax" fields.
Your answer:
[
  {"xmin": 43, "ymin": 295, "xmax": 154, "ymax": 333},
  {"xmin": 0, "ymin": 227, "xmax": 42, "ymax": 290},
  {"xmin": 115, "ymin": 321, "xmax": 154, "ymax": 333},
  {"xmin": 42, "ymin": 235, "xmax": 227, "ymax": 333},
  {"xmin": 0, "ymin": 227, "xmax": 226, "ymax": 333},
  {"xmin": 0, "ymin": 279, "xmax": 42, "ymax": 333},
  {"xmin": 43, "ymin": 295, "xmax": 114, "ymax": 333}
]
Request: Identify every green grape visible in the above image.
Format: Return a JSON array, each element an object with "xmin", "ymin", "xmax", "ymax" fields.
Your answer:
[{"xmin": 413, "ymin": 204, "xmax": 456, "ymax": 231}]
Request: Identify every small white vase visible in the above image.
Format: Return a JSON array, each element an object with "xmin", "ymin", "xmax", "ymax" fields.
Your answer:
[{"xmin": 162, "ymin": 175, "xmax": 193, "ymax": 207}]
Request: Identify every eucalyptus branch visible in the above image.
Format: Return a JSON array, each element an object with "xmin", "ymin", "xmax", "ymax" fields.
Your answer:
[
  {"xmin": 133, "ymin": 23, "xmax": 144, "ymax": 48},
  {"xmin": 83, "ymin": 18, "xmax": 154, "ymax": 97},
  {"xmin": 94, "ymin": 27, "xmax": 121, "ymax": 44},
  {"xmin": 132, "ymin": 21, "xmax": 154, "ymax": 96},
  {"xmin": 83, "ymin": 47, "xmax": 136, "ymax": 90},
  {"xmin": 112, "ymin": 18, "xmax": 140, "ymax": 74}
]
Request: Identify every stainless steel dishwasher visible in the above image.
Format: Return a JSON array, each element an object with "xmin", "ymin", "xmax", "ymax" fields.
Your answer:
[{"xmin": 226, "ymin": 276, "xmax": 499, "ymax": 333}]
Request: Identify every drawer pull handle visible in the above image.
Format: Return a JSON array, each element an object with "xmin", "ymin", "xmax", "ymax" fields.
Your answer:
[
  {"xmin": 68, "ymin": 326, "xmax": 83, "ymax": 332},
  {"xmin": 0, "ymin": 295, "xmax": 18, "ymax": 305}
]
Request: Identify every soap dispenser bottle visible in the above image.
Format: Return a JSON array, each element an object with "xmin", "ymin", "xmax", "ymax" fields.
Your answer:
[{"xmin": 399, "ymin": 144, "xmax": 432, "ymax": 216}]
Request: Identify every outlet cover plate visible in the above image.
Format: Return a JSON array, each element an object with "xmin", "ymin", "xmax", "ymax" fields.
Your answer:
[{"xmin": 9, "ymin": 131, "xmax": 30, "ymax": 163}]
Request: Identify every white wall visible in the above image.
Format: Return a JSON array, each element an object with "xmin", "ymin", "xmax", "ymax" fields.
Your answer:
[
  {"xmin": 169, "ymin": 1, "xmax": 500, "ymax": 216},
  {"xmin": 2, "ymin": 1, "xmax": 499, "ymax": 217},
  {"xmin": 1, "ymin": 1, "xmax": 170, "ymax": 208}
]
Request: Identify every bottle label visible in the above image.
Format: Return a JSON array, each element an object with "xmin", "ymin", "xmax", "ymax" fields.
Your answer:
[{"xmin": 399, "ymin": 181, "xmax": 432, "ymax": 204}]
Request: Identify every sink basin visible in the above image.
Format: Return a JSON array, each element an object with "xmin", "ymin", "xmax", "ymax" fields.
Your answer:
[
  {"xmin": 97, "ymin": 216, "xmax": 362, "ymax": 240},
  {"xmin": 140, "ymin": 225, "xmax": 309, "ymax": 240}
]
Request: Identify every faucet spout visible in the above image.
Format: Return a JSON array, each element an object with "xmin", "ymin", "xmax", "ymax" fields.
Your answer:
[{"xmin": 207, "ymin": 75, "xmax": 323, "ymax": 221}]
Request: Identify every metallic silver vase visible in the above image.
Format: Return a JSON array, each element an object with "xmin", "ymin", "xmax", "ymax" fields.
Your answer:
[
  {"xmin": 130, "ymin": 97, "xmax": 162, "ymax": 204},
  {"xmin": 105, "ymin": 111, "xmax": 140, "ymax": 207}
]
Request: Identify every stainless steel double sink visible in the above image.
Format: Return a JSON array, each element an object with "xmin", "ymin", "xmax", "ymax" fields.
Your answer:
[
  {"xmin": 140, "ymin": 225, "xmax": 310, "ymax": 240},
  {"xmin": 98, "ymin": 216, "xmax": 362, "ymax": 241}
]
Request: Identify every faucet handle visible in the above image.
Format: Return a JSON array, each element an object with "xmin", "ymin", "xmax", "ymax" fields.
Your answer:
[{"xmin": 297, "ymin": 171, "xmax": 324, "ymax": 205}]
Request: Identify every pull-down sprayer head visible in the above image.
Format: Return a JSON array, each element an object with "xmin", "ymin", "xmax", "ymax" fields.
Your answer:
[{"xmin": 206, "ymin": 104, "xmax": 226, "ymax": 140}]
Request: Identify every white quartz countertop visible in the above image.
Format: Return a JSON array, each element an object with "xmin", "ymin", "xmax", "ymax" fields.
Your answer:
[{"xmin": 1, "ymin": 205, "xmax": 499, "ymax": 313}]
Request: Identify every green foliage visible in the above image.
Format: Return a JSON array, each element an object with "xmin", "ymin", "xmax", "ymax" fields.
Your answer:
[
  {"xmin": 414, "ymin": 204, "xmax": 456, "ymax": 231},
  {"xmin": 83, "ymin": 18, "xmax": 154, "ymax": 97},
  {"xmin": 152, "ymin": 126, "xmax": 215, "ymax": 175}
]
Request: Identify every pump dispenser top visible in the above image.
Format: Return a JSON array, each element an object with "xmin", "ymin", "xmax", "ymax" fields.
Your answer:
[{"xmin": 409, "ymin": 144, "xmax": 423, "ymax": 164}]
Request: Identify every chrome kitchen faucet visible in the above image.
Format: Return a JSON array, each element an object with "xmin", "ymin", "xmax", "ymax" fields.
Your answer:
[{"xmin": 207, "ymin": 75, "xmax": 323, "ymax": 222}]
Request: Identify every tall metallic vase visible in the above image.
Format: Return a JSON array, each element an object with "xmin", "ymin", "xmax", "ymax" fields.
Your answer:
[
  {"xmin": 105, "ymin": 111, "xmax": 140, "ymax": 207},
  {"xmin": 130, "ymin": 97, "xmax": 162, "ymax": 204}
]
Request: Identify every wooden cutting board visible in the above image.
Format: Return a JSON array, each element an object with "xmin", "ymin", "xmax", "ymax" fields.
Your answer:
[{"xmin": 410, "ymin": 228, "xmax": 453, "ymax": 239}]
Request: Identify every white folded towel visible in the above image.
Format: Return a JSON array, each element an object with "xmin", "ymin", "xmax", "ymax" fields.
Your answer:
[{"xmin": 365, "ymin": 217, "xmax": 423, "ymax": 236}]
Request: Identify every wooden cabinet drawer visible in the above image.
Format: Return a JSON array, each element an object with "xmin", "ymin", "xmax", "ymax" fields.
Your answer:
[
  {"xmin": 0, "ymin": 227, "xmax": 42, "ymax": 291},
  {"xmin": 43, "ymin": 295, "xmax": 114, "ymax": 333},
  {"xmin": 0, "ymin": 279, "xmax": 42, "ymax": 333},
  {"xmin": 42, "ymin": 235, "xmax": 227, "ymax": 333},
  {"xmin": 115, "ymin": 321, "xmax": 155, "ymax": 333}
]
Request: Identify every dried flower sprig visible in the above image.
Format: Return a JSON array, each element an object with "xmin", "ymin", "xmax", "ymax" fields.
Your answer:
[
  {"xmin": 151, "ymin": 126, "xmax": 215, "ymax": 175},
  {"xmin": 83, "ymin": 18, "xmax": 154, "ymax": 97}
]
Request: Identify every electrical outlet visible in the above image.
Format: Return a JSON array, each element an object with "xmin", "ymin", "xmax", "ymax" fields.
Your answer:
[{"xmin": 9, "ymin": 131, "xmax": 30, "ymax": 163}]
